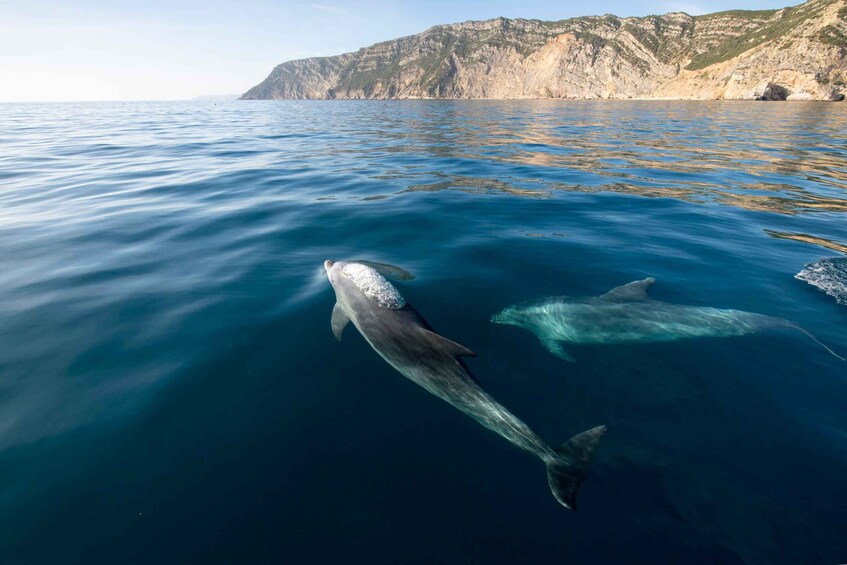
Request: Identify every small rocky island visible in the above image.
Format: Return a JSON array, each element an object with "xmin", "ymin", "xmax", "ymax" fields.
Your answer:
[{"xmin": 242, "ymin": 0, "xmax": 846, "ymax": 101}]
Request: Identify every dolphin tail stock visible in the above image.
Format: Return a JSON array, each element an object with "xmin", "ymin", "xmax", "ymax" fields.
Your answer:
[
  {"xmin": 545, "ymin": 425, "xmax": 606, "ymax": 510},
  {"xmin": 787, "ymin": 323, "xmax": 845, "ymax": 361}
]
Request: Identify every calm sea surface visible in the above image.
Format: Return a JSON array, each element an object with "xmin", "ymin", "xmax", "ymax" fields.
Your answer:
[{"xmin": 1, "ymin": 100, "xmax": 845, "ymax": 564}]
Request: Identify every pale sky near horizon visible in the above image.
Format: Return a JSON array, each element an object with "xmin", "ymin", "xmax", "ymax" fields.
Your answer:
[{"xmin": 1, "ymin": 0, "xmax": 796, "ymax": 102}]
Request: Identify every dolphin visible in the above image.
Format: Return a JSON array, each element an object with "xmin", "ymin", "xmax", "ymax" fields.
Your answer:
[
  {"xmin": 492, "ymin": 277, "xmax": 844, "ymax": 362},
  {"xmin": 324, "ymin": 259, "xmax": 605, "ymax": 510}
]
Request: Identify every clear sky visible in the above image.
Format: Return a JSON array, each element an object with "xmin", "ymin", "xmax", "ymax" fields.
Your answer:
[{"xmin": 0, "ymin": 0, "xmax": 796, "ymax": 102}]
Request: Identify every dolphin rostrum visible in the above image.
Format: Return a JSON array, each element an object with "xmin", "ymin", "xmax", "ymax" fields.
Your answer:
[
  {"xmin": 492, "ymin": 277, "xmax": 844, "ymax": 362},
  {"xmin": 324, "ymin": 259, "xmax": 605, "ymax": 509}
]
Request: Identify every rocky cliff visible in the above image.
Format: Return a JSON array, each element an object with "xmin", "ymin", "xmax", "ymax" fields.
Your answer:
[{"xmin": 241, "ymin": 0, "xmax": 847, "ymax": 101}]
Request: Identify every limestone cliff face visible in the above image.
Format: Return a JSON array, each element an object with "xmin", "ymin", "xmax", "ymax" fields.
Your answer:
[{"xmin": 241, "ymin": 0, "xmax": 847, "ymax": 101}]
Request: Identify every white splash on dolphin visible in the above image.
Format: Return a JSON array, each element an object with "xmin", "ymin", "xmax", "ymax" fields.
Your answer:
[
  {"xmin": 492, "ymin": 277, "xmax": 844, "ymax": 362},
  {"xmin": 341, "ymin": 262, "xmax": 406, "ymax": 309}
]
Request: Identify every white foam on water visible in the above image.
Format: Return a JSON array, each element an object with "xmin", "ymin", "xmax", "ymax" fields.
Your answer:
[
  {"xmin": 342, "ymin": 262, "xmax": 406, "ymax": 309},
  {"xmin": 796, "ymin": 257, "xmax": 847, "ymax": 306}
]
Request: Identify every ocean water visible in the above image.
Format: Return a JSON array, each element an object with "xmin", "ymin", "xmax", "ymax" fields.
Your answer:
[{"xmin": 0, "ymin": 100, "xmax": 845, "ymax": 564}]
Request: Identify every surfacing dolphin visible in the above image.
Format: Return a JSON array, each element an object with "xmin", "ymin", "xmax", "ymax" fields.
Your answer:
[
  {"xmin": 324, "ymin": 259, "xmax": 605, "ymax": 510},
  {"xmin": 492, "ymin": 277, "xmax": 844, "ymax": 362}
]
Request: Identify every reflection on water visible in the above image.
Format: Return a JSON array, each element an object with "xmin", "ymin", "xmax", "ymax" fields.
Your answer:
[
  {"xmin": 400, "ymin": 176, "xmax": 847, "ymax": 214},
  {"xmin": 329, "ymin": 101, "xmax": 847, "ymax": 217},
  {"xmin": 402, "ymin": 176, "xmax": 549, "ymax": 197},
  {"xmin": 766, "ymin": 230, "xmax": 847, "ymax": 254}
]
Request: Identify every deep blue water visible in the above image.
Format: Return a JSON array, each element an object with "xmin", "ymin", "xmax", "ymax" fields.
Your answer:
[{"xmin": 1, "ymin": 100, "xmax": 845, "ymax": 564}]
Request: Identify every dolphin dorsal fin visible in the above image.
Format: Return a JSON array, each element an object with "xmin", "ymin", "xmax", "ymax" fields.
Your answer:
[
  {"xmin": 600, "ymin": 277, "xmax": 656, "ymax": 302},
  {"xmin": 349, "ymin": 260, "xmax": 415, "ymax": 281},
  {"xmin": 419, "ymin": 328, "xmax": 477, "ymax": 358}
]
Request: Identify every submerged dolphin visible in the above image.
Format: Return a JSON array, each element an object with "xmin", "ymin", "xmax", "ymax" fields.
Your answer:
[
  {"xmin": 492, "ymin": 277, "xmax": 844, "ymax": 362},
  {"xmin": 324, "ymin": 259, "xmax": 605, "ymax": 509}
]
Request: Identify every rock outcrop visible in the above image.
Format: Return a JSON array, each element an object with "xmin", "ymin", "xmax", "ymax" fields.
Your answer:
[
  {"xmin": 241, "ymin": 0, "xmax": 847, "ymax": 101},
  {"xmin": 755, "ymin": 82, "xmax": 790, "ymax": 100}
]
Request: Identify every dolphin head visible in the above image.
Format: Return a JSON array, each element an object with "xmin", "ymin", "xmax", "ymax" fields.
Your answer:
[
  {"xmin": 491, "ymin": 305, "xmax": 529, "ymax": 327},
  {"xmin": 324, "ymin": 259, "xmax": 346, "ymax": 286}
]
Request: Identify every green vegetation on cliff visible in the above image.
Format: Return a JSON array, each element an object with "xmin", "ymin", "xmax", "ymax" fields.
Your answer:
[{"xmin": 686, "ymin": 0, "xmax": 838, "ymax": 70}]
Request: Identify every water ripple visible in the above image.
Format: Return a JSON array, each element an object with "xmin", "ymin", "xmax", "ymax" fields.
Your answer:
[{"xmin": 1, "ymin": 100, "xmax": 846, "ymax": 564}]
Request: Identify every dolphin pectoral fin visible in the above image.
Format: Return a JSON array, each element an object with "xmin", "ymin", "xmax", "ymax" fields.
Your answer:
[
  {"xmin": 600, "ymin": 277, "xmax": 656, "ymax": 302},
  {"xmin": 419, "ymin": 328, "xmax": 477, "ymax": 358},
  {"xmin": 541, "ymin": 339, "xmax": 575, "ymax": 362},
  {"xmin": 546, "ymin": 425, "xmax": 606, "ymax": 510},
  {"xmin": 331, "ymin": 303, "xmax": 350, "ymax": 341}
]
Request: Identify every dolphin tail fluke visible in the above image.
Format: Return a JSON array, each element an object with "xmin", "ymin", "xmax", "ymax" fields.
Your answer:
[
  {"xmin": 790, "ymin": 324, "xmax": 845, "ymax": 361},
  {"xmin": 545, "ymin": 425, "xmax": 606, "ymax": 510}
]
